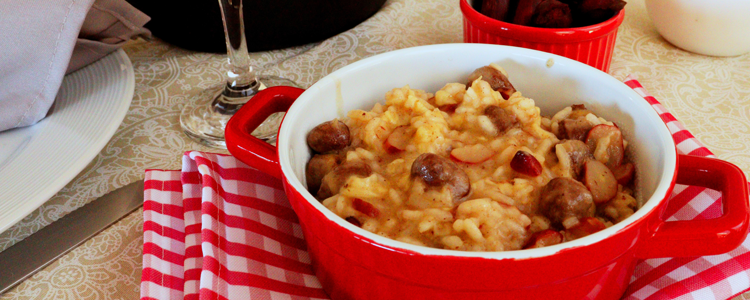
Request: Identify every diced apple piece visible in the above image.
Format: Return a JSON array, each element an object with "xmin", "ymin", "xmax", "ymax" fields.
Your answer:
[
  {"xmin": 510, "ymin": 150, "xmax": 543, "ymax": 177},
  {"xmin": 450, "ymin": 144, "xmax": 495, "ymax": 164},
  {"xmin": 523, "ymin": 229, "xmax": 563, "ymax": 249},
  {"xmin": 583, "ymin": 160, "xmax": 618, "ymax": 204},
  {"xmin": 585, "ymin": 124, "xmax": 624, "ymax": 168},
  {"xmin": 384, "ymin": 126, "xmax": 411, "ymax": 153},
  {"xmin": 353, "ymin": 198, "xmax": 380, "ymax": 218},
  {"xmin": 612, "ymin": 163, "xmax": 635, "ymax": 186},
  {"xmin": 566, "ymin": 217, "xmax": 606, "ymax": 240}
]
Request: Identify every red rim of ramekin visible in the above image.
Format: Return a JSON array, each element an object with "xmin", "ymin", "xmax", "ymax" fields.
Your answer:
[{"xmin": 460, "ymin": 0, "xmax": 625, "ymax": 43}]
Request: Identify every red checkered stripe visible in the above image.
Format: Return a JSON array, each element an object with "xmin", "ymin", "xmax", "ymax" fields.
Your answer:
[
  {"xmin": 622, "ymin": 76, "xmax": 750, "ymax": 300},
  {"xmin": 623, "ymin": 76, "xmax": 714, "ymax": 158},
  {"xmin": 182, "ymin": 154, "xmax": 204, "ymax": 300},
  {"xmin": 186, "ymin": 152, "xmax": 328, "ymax": 300},
  {"xmin": 141, "ymin": 170, "xmax": 186, "ymax": 300}
]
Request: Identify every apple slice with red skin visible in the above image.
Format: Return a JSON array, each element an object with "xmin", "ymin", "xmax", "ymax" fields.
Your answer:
[
  {"xmin": 353, "ymin": 198, "xmax": 380, "ymax": 218},
  {"xmin": 523, "ymin": 229, "xmax": 563, "ymax": 249},
  {"xmin": 566, "ymin": 217, "xmax": 606, "ymax": 240},
  {"xmin": 583, "ymin": 159, "xmax": 618, "ymax": 204},
  {"xmin": 585, "ymin": 124, "xmax": 624, "ymax": 168},
  {"xmin": 450, "ymin": 144, "xmax": 495, "ymax": 164},
  {"xmin": 384, "ymin": 126, "xmax": 411, "ymax": 153},
  {"xmin": 510, "ymin": 150, "xmax": 543, "ymax": 177},
  {"xmin": 612, "ymin": 162, "xmax": 635, "ymax": 186}
]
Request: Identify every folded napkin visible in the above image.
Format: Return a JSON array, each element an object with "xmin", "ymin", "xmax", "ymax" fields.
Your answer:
[
  {"xmin": 142, "ymin": 151, "xmax": 328, "ymax": 300},
  {"xmin": 0, "ymin": 0, "xmax": 150, "ymax": 132},
  {"xmin": 140, "ymin": 78, "xmax": 750, "ymax": 300}
]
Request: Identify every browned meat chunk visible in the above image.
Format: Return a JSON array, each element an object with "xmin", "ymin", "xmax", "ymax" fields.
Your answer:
[
  {"xmin": 307, "ymin": 120, "xmax": 351, "ymax": 153},
  {"xmin": 557, "ymin": 139, "xmax": 593, "ymax": 179},
  {"xmin": 512, "ymin": 0, "xmax": 544, "ymax": 26},
  {"xmin": 316, "ymin": 161, "xmax": 372, "ymax": 200},
  {"xmin": 532, "ymin": 0, "xmax": 573, "ymax": 28},
  {"xmin": 466, "ymin": 66, "xmax": 517, "ymax": 99},
  {"xmin": 484, "ymin": 105, "xmax": 518, "ymax": 133},
  {"xmin": 539, "ymin": 177, "xmax": 595, "ymax": 226},
  {"xmin": 560, "ymin": 118, "xmax": 594, "ymax": 141},
  {"xmin": 481, "ymin": 0, "xmax": 511, "ymax": 21},
  {"xmin": 411, "ymin": 153, "xmax": 471, "ymax": 201},
  {"xmin": 556, "ymin": 104, "xmax": 594, "ymax": 140},
  {"xmin": 306, "ymin": 154, "xmax": 343, "ymax": 194},
  {"xmin": 573, "ymin": 0, "xmax": 626, "ymax": 25}
]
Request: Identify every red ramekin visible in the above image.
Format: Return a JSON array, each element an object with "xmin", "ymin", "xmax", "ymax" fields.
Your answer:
[
  {"xmin": 226, "ymin": 44, "xmax": 749, "ymax": 300},
  {"xmin": 460, "ymin": 0, "xmax": 625, "ymax": 73}
]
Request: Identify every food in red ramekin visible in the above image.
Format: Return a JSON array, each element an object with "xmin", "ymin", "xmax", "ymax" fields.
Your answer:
[
  {"xmin": 304, "ymin": 64, "xmax": 637, "ymax": 252},
  {"xmin": 226, "ymin": 44, "xmax": 749, "ymax": 300}
]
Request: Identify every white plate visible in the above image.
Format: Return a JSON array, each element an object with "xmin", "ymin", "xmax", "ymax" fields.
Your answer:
[{"xmin": 0, "ymin": 49, "xmax": 134, "ymax": 233}]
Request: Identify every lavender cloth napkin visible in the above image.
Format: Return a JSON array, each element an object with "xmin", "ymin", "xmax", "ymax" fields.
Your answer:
[{"xmin": 0, "ymin": 0, "xmax": 150, "ymax": 132}]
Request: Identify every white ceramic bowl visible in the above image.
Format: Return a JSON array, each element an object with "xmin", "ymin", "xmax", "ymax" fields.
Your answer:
[
  {"xmin": 645, "ymin": 0, "xmax": 750, "ymax": 56},
  {"xmin": 283, "ymin": 44, "xmax": 674, "ymax": 231}
]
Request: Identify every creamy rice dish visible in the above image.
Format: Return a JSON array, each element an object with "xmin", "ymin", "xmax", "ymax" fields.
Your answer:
[{"xmin": 305, "ymin": 64, "xmax": 637, "ymax": 251}]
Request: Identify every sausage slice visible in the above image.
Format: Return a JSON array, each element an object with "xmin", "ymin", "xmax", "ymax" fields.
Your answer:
[
  {"xmin": 484, "ymin": 105, "xmax": 518, "ymax": 133},
  {"xmin": 466, "ymin": 66, "xmax": 517, "ymax": 99},
  {"xmin": 411, "ymin": 153, "xmax": 471, "ymax": 201},
  {"xmin": 306, "ymin": 154, "xmax": 343, "ymax": 194},
  {"xmin": 557, "ymin": 140, "xmax": 593, "ymax": 179},
  {"xmin": 307, "ymin": 120, "xmax": 351, "ymax": 153},
  {"xmin": 539, "ymin": 177, "xmax": 595, "ymax": 226}
]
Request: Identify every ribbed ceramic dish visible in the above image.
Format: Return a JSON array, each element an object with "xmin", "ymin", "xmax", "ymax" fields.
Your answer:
[
  {"xmin": 226, "ymin": 44, "xmax": 748, "ymax": 300},
  {"xmin": 461, "ymin": 0, "xmax": 624, "ymax": 72},
  {"xmin": 0, "ymin": 49, "xmax": 134, "ymax": 233}
]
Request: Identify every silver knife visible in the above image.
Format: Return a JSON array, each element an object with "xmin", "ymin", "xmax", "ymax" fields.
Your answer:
[{"xmin": 0, "ymin": 179, "xmax": 145, "ymax": 293}]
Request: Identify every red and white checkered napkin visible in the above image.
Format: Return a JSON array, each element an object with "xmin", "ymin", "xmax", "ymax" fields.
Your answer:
[
  {"xmin": 140, "ymin": 152, "xmax": 328, "ymax": 300},
  {"xmin": 140, "ymin": 77, "xmax": 750, "ymax": 300},
  {"xmin": 622, "ymin": 76, "xmax": 750, "ymax": 300}
]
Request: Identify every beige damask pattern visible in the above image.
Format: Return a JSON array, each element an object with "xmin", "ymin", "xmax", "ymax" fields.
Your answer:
[
  {"xmin": 609, "ymin": 1, "xmax": 750, "ymax": 173},
  {"xmin": 1, "ymin": 0, "xmax": 749, "ymax": 298}
]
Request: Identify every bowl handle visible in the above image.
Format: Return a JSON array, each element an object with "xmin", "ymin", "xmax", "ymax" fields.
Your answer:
[
  {"xmin": 225, "ymin": 86, "xmax": 305, "ymax": 180},
  {"xmin": 635, "ymin": 154, "xmax": 750, "ymax": 258}
]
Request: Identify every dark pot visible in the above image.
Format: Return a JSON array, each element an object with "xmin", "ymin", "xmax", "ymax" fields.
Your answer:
[{"xmin": 127, "ymin": 0, "xmax": 387, "ymax": 53}]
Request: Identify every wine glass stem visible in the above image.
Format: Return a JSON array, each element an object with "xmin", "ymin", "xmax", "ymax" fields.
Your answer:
[{"xmin": 218, "ymin": 0, "xmax": 257, "ymax": 102}]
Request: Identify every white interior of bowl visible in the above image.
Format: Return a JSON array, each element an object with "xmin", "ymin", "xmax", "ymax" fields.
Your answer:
[{"xmin": 277, "ymin": 44, "xmax": 676, "ymax": 259}]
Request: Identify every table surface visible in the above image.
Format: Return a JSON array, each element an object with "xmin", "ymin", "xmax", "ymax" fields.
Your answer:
[{"xmin": 2, "ymin": 0, "xmax": 749, "ymax": 298}]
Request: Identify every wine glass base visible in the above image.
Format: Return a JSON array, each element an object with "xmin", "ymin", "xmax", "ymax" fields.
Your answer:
[{"xmin": 180, "ymin": 75, "xmax": 299, "ymax": 149}]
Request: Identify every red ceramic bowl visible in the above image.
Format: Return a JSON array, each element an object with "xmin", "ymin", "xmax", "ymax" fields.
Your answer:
[
  {"xmin": 460, "ymin": 0, "xmax": 625, "ymax": 73},
  {"xmin": 226, "ymin": 44, "xmax": 749, "ymax": 300}
]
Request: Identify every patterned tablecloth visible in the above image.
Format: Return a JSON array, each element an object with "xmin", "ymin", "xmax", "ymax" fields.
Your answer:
[{"xmin": 1, "ymin": 0, "xmax": 749, "ymax": 298}]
